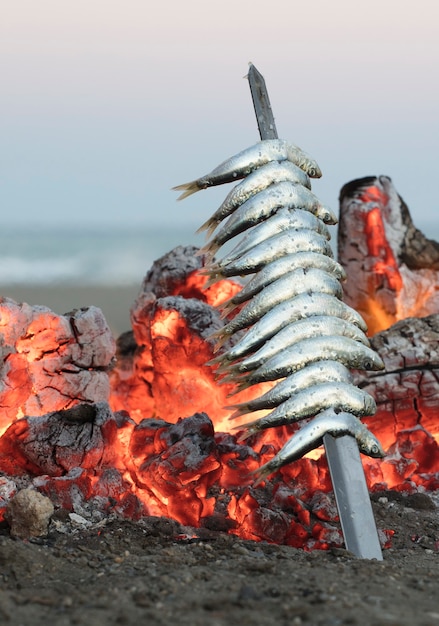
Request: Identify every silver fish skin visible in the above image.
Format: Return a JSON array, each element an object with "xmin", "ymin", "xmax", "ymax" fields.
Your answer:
[
  {"xmin": 206, "ymin": 229, "xmax": 334, "ymax": 279},
  {"xmin": 200, "ymin": 181, "xmax": 335, "ymax": 244},
  {"xmin": 220, "ymin": 253, "xmax": 346, "ymax": 308},
  {"xmin": 204, "ymin": 206, "xmax": 331, "ymax": 262},
  {"xmin": 228, "ymin": 360, "xmax": 353, "ymax": 417},
  {"xmin": 217, "ymin": 269, "xmax": 343, "ymax": 337},
  {"xmin": 238, "ymin": 383, "xmax": 376, "ymax": 438},
  {"xmin": 211, "ymin": 292, "xmax": 368, "ymax": 354},
  {"xmin": 172, "ymin": 139, "xmax": 322, "ymax": 201},
  {"xmin": 220, "ymin": 316, "xmax": 370, "ymax": 375},
  {"xmin": 196, "ymin": 161, "xmax": 312, "ymax": 237},
  {"xmin": 253, "ymin": 410, "xmax": 385, "ymax": 481},
  {"xmin": 239, "ymin": 335, "xmax": 385, "ymax": 387}
]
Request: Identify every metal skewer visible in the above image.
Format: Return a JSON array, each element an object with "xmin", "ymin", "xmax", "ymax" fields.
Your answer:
[{"xmin": 247, "ymin": 62, "xmax": 383, "ymax": 560}]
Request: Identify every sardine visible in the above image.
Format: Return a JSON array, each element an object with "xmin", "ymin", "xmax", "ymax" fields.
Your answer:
[
  {"xmin": 237, "ymin": 382, "xmax": 377, "ymax": 439},
  {"xmin": 199, "ymin": 181, "xmax": 335, "ymax": 241},
  {"xmin": 218, "ymin": 253, "xmax": 346, "ymax": 308},
  {"xmin": 195, "ymin": 161, "xmax": 312, "ymax": 237},
  {"xmin": 235, "ymin": 335, "xmax": 384, "ymax": 387},
  {"xmin": 206, "ymin": 229, "xmax": 334, "ymax": 279},
  {"xmin": 203, "ymin": 205, "xmax": 331, "ymax": 261},
  {"xmin": 211, "ymin": 292, "xmax": 368, "ymax": 354},
  {"xmin": 253, "ymin": 409, "xmax": 385, "ymax": 481},
  {"xmin": 217, "ymin": 269, "xmax": 343, "ymax": 336},
  {"xmin": 228, "ymin": 360, "xmax": 353, "ymax": 417},
  {"xmin": 217, "ymin": 316, "xmax": 369, "ymax": 375},
  {"xmin": 172, "ymin": 139, "xmax": 322, "ymax": 201}
]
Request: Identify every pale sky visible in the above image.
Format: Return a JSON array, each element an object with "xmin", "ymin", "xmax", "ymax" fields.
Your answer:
[{"xmin": 2, "ymin": 0, "xmax": 438, "ymax": 233}]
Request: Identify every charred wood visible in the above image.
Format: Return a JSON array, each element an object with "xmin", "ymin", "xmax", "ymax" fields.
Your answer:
[
  {"xmin": 338, "ymin": 176, "xmax": 439, "ymax": 335},
  {"xmin": 0, "ymin": 298, "xmax": 116, "ymax": 431}
]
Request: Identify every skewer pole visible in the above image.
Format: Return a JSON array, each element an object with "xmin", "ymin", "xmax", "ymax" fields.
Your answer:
[{"xmin": 246, "ymin": 62, "xmax": 383, "ymax": 560}]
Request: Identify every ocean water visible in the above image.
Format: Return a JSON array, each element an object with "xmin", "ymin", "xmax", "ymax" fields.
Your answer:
[
  {"xmin": 1, "ymin": 219, "xmax": 438, "ymax": 288},
  {"xmin": 0, "ymin": 224, "xmax": 201, "ymax": 287}
]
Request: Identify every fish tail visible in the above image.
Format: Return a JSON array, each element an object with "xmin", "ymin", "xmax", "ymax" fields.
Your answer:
[
  {"xmin": 217, "ymin": 360, "xmax": 249, "ymax": 378},
  {"xmin": 218, "ymin": 299, "xmax": 237, "ymax": 318},
  {"xmin": 197, "ymin": 271, "xmax": 223, "ymax": 286},
  {"xmin": 197, "ymin": 240, "xmax": 220, "ymax": 262},
  {"xmin": 207, "ymin": 329, "xmax": 230, "ymax": 352},
  {"xmin": 195, "ymin": 217, "xmax": 219, "ymax": 237},
  {"xmin": 215, "ymin": 371, "xmax": 236, "ymax": 385},
  {"xmin": 212, "ymin": 361, "xmax": 232, "ymax": 375},
  {"xmin": 202, "ymin": 263, "xmax": 222, "ymax": 277},
  {"xmin": 206, "ymin": 353, "xmax": 229, "ymax": 367},
  {"xmin": 226, "ymin": 377, "xmax": 253, "ymax": 395},
  {"xmin": 251, "ymin": 461, "xmax": 274, "ymax": 485},
  {"xmin": 172, "ymin": 181, "xmax": 201, "ymax": 201},
  {"xmin": 227, "ymin": 405, "xmax": 249, "ymax": 420},
  {"xmin": 235, "ymin": 423, "xmax": 258, "ymax": 442}
]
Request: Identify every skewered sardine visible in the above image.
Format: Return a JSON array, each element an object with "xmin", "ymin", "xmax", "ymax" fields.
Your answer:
[
  {"xmin": 199, "ymin": 181, "xmax": 335, "ymax": 242},
  {"xmin": 217, "ymin": 268, "xmax": 343, "ymax": 335},
  {"xmin": 195, "ymin": 161, "xmax": 312, "ymax": 237},
  {"xmin": 211, "ymin": 292, "xmax": 368, "ymax": 353},
  {"xmin": 237, "ymin": 382, "xmax": 377, "ymax": 438},
  {"xmin": 203, "ymin": 206, "xmax": 331, "ymax": 261},
  {"xmin": 206, "ymin": 229, "xmax": 334, "ymax": 279},
  {"xmin": 216, "ymin": 253, "xmax": 346, "ymax": 306},
  {"xmin": 215, "ymin": 316, "xmax": 369, "ymax": 374},
  {"xmin": 253, "ymin": 409, "xmax": 385, "ymax": 481},
  {"xmin": 233, "ymin": 335, "xmax": 384, "ymax": 388},
  {"xmin": 228, "ymin": 360, "xmax": 353, "ymax": 417},
  {"xmin": 173, "ymin": 139, "xmax": 322, "ymax": 201}
]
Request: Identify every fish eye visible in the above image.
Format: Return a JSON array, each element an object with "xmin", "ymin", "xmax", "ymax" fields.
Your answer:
[
  {"xmin": 308, "ymin": 168, "xmax": 316, "ymax": 177},
  {"xmin": 371, "ymin": 444, "xmax": 380, "ymax": 456},
  {"xmin": 364, "ymin": 359, "xmax": 373, "ymax": 370}
]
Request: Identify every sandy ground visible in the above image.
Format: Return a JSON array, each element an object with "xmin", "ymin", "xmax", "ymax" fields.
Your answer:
[
  {"xmin": 0, "ymin": 285, "xmax": 139, "ymax": 337},
  {"xmin": 0, "ymin": 490, "xmax": 437, "ymax": 626},
  {"xmin": 1, "ymin": 286, "xmax": 438, "ymax": 625}
]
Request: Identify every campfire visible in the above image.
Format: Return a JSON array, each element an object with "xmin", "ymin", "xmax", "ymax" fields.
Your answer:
[{"xmin": 0, "ymin": 174, "xmax": 438, "ymax": 549}]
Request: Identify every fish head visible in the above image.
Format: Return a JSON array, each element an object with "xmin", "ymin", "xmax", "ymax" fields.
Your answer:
[
  {"xmin": 358, "ymin": 432, "xmax": 386, "ymax": 458},
  {"xmin": 306, "ymin": 164, "xmax": 322, "ymax": 178},
  {"xmin": 362, "ymin": 351, "xmax": 385, "ymax": 371},
  {"xmin": 319, "ymin": 205, "xmax": 338, "ymax": 225}
]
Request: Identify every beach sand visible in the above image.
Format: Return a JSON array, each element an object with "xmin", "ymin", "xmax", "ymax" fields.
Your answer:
[{"xmin": 0, "ymin": 284, "xmax": 140, "ymax": 338}]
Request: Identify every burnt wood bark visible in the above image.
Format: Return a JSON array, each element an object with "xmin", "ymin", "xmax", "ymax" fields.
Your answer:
[
  {"xmin": 338, "ymin": 175, "xmax": 439, "ymax": 335},
  {"xmin": 0, "ymin": 298, "xmax": 116, "ymax": 431},
  {"xmin": 353, "ymin": 314, "xmax": 439, "ymax": 445}
]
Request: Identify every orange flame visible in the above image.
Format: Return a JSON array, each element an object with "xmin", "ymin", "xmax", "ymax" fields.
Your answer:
[{"xmin": 0, "ymin": 261, "xmax": 438, "ymax": 549}]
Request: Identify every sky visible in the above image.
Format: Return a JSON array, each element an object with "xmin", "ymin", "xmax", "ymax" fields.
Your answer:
[{"xmin": 2, "ymin": 0, "xmax": 438, "ymax": 237}]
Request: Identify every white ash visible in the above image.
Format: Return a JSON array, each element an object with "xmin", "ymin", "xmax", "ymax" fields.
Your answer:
[{"xmin": 5, "ymin": 487, "xmax": 54, "ymax": 539}]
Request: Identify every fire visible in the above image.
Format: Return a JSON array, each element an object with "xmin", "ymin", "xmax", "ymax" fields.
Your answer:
[
  {"xmin": 338, "ymin": 176, "xmax": 439, "ymax": 335},
  {"xmin": 364, "ymin": 207, "xmax": 403, "ymax": 292},
  {"xmin": 0, "ymin": 244, "xmax": 438, "ymax": 550}
]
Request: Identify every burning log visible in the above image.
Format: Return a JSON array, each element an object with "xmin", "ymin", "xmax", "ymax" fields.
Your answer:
[
  {"xmin": 0, "ymin": 398, "xmax": 351, "ymax": 547},
  {"xmin": 338, "ymin": 175, "xmax": 439, "ymax": 335},
  {"xmin": 109, "ymin": 246, "xmax": 271, "ymax": 431},
  {"xmin": 352, "ymin": 314, "xmax": 439, "ymax": 491},
  {"xmin": 0, "ymin": 402, "xmax": 125, "ymax": 477},
  {"xmin": 0, "ymin": 298, "xmax": 116, "ymax": 433},
  {"xmin": 0, "ymin": 243, "xmax": 437, "ymax": 549}
]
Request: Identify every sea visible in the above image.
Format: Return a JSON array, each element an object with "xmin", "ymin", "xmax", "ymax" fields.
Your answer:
[
  {"xmin": 0, "ymin": 224, "xmax": 202, "ymax": 287},
  {"xmin": 1, "ymin": 219, "xmax": 438, "ymax": 288}
]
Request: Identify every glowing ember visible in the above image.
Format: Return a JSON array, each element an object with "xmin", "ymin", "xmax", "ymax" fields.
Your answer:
[
  {"xmin": 0, "ymin": 298, "xmax": 115, "ymax": 435},
  {"xmin": 0, "ymin": 244, "xmax": 438, "ymax": 549},
  {"xmin": 109, "ymin": 246, "xmax": 272, "ymax": 432},
  {"xmin": 338, "ymin": 175, "xmax": 439, "ymax": 335}
]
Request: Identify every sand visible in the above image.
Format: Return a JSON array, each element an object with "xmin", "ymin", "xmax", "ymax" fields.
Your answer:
[
  {"xmin": 0, "ymin": 284, "xmax": 140, "ymax": 338},
  {"xmin": 1, "ymin": 493, "xmax": 439, "ymax": 625}
]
